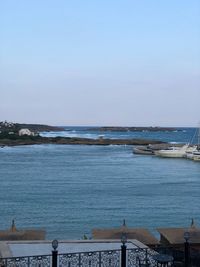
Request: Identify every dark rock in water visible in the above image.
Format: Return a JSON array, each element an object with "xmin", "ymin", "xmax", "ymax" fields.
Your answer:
[{"xmin": 0, "ymin": 135, "xmax": 166, "ymax": 147}]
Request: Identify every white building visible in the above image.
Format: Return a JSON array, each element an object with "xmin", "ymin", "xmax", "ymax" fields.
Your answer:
[{"xmin": 18, "ymin": 129, "xmax": 34, "ymax": 136}]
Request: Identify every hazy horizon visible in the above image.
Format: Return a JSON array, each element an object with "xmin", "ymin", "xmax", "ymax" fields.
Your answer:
[
  {"xmin": 1, "ymin": 119, "xmax": 198, "ymax": 128},
  {"xmin": 1, "ymin": 0, "xmax": 200, "ymax": 127}
]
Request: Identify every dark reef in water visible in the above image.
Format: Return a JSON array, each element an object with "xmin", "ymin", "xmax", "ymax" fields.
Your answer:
[{"xmin": 0, "ymin": 135, "xmax": 165, "ymax": 147}]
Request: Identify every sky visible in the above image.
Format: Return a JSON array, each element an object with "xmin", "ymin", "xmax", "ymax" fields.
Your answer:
[{"xmin": 0, "ymin": 0, "xmax": 200, "ymax": 127}]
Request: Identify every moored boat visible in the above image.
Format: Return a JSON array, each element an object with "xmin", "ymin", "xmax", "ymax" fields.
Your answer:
[
  {"xmin": 185, "ymin": 125, "xmax": 200, "ymax": 161},
  {"xmin": 155, "ymin": 144, "xmax": 189, "ymax": 158}
]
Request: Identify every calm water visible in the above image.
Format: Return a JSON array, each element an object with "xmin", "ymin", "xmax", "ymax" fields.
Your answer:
[{"xmin": 0, "ymin": 128, "xmax": 200, "ymax": 240}]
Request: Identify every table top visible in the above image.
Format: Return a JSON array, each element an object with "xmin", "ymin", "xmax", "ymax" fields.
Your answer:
[{"xmin": 153, "ymin": 254, "xmax": 174, "ymax": 263}]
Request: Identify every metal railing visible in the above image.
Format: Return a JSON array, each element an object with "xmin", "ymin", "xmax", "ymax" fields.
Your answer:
[
  {"xmin": 1, "ymin": 240, "xmax": 200, "ymax": 266},
  {"xmin": 0, "ymin": 246, "xmax": 158, "ymax": 267},
  {"xmin": 0, "ymin": 254, "xmax": 51, "ymax": 267}
]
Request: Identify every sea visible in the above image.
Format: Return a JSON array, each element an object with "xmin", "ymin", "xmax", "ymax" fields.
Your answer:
[{"xmin": 0, "ymin": 127, "xmax": 199, "ymax": 240}]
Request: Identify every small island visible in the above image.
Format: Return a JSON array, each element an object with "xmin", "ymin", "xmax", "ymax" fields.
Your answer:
[{"xmin": 86, "ymin": 126, "xmax": 179, "ymax": 132}]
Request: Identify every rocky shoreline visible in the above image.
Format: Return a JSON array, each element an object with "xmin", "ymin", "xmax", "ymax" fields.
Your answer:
[{"xmin": 0, "ymin": 136, "xmax": 166, "ymax": 147}]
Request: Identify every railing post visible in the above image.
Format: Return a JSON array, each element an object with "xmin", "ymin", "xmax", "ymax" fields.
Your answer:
[
  {"xmin": 121, "ymin": 232, "xmax": 127, "ymax": 267},
  {"xmin": 52, "ymin": 250, "xmax": 58, "ymax": 267},
  {"xmin": 121, "ymin": 243, "xmax": 126, "ymax": 267},
  {"xmin": 99, "ymin": 251, "xmax": 102, "ymax": 267},
  {"xmin": 79, "ymin": 253, "xmax": 81, "ymax": 267},
  {"xmin": 184, "ymin": 240, "xmax": 190, "ymax": 267},
  {"xmin": 184, "ymin": 232, "xmax": 190, "ymax": 267},
  {"xmin": 52, "ymin": 240, "xmax": 58, "ymax": 267},
  {"xmin": 145, "ymin": 249, "xmax": 148, "ymax": 265}
]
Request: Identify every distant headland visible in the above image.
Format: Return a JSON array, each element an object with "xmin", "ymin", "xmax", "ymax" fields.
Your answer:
[
  {"xmin": 0, "ymin": 121, "xmax": 65, "ymax": 133},
  {"xmin": 0, "ymin": 121, "xmax": 171, "ymax": 147},
  {"xmin": 87, "ymin": 126, "xmax": 179, "ymax": 132}
]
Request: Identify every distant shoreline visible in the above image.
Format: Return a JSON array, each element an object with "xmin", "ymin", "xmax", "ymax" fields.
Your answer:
[
  {"xmin": 86, "ymin": 126, "xmax": 180, "ymax": 132},
  {"xmin": 0, "ymin": 122, "xmax": 185, "ymax": 147},
  {"xmin": 0, "ymin": 122, "xmax": 182, "ymax": 133}
]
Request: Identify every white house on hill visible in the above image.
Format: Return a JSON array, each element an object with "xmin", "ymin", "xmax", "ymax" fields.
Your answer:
[{"xmin": 19, "ymin": 129, "xmax": 34, "ymax": 136}]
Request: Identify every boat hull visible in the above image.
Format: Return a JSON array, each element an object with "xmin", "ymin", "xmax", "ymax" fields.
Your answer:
[
  {"xmin": 155, "ymin": 151, "xmax": 186, "ymax": 158},
  {"xmin": 155, "ymin": 144, "xmax": 189, "ymax": 158},
  {"xmin": 193, "ymin": 151, "xmax": 200, "ymax": 161}
]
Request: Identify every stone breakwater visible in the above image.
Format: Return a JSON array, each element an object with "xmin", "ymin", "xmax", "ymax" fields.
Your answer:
[{"xmin": 0, "ymin": 136, "xmax": 165, "ymax": 147}]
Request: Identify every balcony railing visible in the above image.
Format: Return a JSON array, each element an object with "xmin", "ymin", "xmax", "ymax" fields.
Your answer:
[
  {"xmin": 0, "ymin": 247, "xmax": 158, "ymax": 267},
  {"xmin": 2, "ymin": 241, "xmax": 200, "ymax": 266},
  {"xmin": 0, "ymin": 254, "xmax": 51, "ymax": 267}
]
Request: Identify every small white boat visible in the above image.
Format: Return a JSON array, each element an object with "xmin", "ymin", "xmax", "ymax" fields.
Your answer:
[{"xmin": 155, "ymin": 144, "xmax": 189, "ymax": 158}]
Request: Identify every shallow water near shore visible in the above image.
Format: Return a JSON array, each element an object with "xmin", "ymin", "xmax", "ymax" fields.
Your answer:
[{"xmin": 0, "ymin": 129, "xmax": 200, "ymax": 240}]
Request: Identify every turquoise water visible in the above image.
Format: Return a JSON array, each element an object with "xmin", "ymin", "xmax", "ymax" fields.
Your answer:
[{"xmin": 0, "ymin": 128, "xmax": 200, "ymax": 240}]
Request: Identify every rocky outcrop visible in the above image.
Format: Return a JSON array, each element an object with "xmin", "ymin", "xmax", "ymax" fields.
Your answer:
[{"xmin": 0, "ymin": 136, "xmax": 165, "ymax": 147}]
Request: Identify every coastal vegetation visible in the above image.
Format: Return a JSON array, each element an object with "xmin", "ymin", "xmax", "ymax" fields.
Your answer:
[{"xmin": 0, "ymin": 121, "xmax": 64, "ymax": 134}]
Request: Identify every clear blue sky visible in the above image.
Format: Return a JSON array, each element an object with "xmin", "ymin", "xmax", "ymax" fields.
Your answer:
[{"xmin": 0, "ymin": 0, "xmax": 199, "ymax": 126}]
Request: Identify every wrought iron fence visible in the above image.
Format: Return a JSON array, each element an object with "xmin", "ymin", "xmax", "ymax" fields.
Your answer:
[
  {"xmin": 0, "ymin": 254, "xmax": 51, "ymax": 267},
  {"xmin": 0, "ymin": 247, "xmax": 157, "ymax": 267},
  {"xmin": 2, "ymin": 243, "xmax": 200, "ymax": 266},
  {"xmin": 127, "ymin": 248, "xmax": 157, "ymax": 266},
  {"xmin": 58, "ymin": 249, "xmax": 121, "ymax": 267}
]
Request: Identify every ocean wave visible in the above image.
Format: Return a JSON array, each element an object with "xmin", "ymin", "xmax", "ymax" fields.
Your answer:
[{"xmin": 40, "ymin": 131, "xmax": 99, "ymax": 139}]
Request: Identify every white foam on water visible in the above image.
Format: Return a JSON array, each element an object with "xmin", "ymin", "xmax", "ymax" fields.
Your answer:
[{"xmin": 40, "ymin": 131, "xmax": 99, "ymax": 139}]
